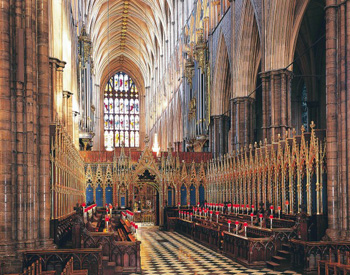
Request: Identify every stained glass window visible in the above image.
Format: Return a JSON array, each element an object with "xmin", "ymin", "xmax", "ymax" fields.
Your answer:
[{"xmin": 104, "ymin": 72, "xmax": 140, "ymax": 148}]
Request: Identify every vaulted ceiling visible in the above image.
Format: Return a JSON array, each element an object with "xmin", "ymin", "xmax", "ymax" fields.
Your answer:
[{"xmin": 85, "ymin": 0, "xmax": 173, "ymax": 90}]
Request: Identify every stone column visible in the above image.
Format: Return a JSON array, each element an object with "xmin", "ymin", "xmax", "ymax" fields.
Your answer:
[
  {"xmin": 14, "ymin": 0, "xmax": 25, "ymax": 251},
  {"xmin": 210, "ymin": 116, "xmax": 218, "ymax": 157},
  {"xmin": 67, "ymin": 92, "xmax": 73, "ymax": 136},
  {"xmin": 346, "ymin": 0, "xmax": 350, "ymax": 238},
  {"xmin": 38, "ymin": 0, "xmax": 52, "ymax": 247},
  {"xmin": 218, "ymin": 116, "xmax": 225, "ymax": 156},
  {"xmin": 63, "ymin": 91, "xmax": 72, "ymax": 129},
  {"xmin": 62, "ymin": 91, "xmax": 67, "ymax": 126},
  {"xmin": 25, "ymin": 0, "xmax": 37, "ymax": 247},
  {"xmin": 231, "ymin": 97, "xmax": 255, "ymax": 151},
  {"xmin": 211, "ymin": 115, "xmax": 230, "ymax": 157},
  {"xmin": 324, "ymin": 0, "xmax": 350, "ymax": 240},
  {"xmin": 0, "ymin": 0, "xmax": 14, "ymax": 256},
  {"xmin": 49, "ymin": 58, "xmax": 57, "ymax": 121},
  {"xmin": 260, "ymin": 69, "xmax": 293, "ymax": 143},
  {"xmin": 56, "ymin": 61, "xmax": 65, "ymax": 122}
]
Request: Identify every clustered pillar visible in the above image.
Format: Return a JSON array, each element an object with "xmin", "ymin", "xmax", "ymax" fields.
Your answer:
[
  {"xmin": 230, "ymin": 97, "xmax": 255, "ymax": 151},
  {"xmin": 325, "ymin": 0, "xmax": 350, "ymax": 240},
  {"xmin": 49, "ymin": 57, "xmax": 66, "ymax": 122},
  {"xmin": 0, "ymin": 0, "xmax": 53, "ymax": 272},
  {"xmin": 0, "ymin": 0, "xmax": 14, "ymax": 257},
  {"xmin": 260, "ymin": 69, "xmax": 293, "ymax": 143},
  {"xmin": 210, "ymin": 115, "xmax": 230, "ymax": 158}
]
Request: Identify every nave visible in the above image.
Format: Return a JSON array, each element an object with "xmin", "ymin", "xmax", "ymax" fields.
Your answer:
[{"xmin": 134, "ymin": 227, "xmax": 300, "ymax": 275}]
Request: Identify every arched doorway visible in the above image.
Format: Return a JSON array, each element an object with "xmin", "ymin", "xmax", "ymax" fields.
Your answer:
[
  {"xmin": 131, "ymin": 169, "xmax": 160, "ymax": 226},
  {"xmin": 210, "ymin": 33, "xmax": 232, "ymax": 157},
  {"xmin": 291, "ymin": 0, "xmax": 326, "ymax": 133}
]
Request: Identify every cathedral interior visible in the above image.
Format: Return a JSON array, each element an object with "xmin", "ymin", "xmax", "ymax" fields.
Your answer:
[{"xmin": 1, "ymin": 0, "xmax": 350, "ymax": 274}]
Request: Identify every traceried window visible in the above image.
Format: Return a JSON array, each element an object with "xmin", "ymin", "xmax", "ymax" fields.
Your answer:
[{"xmin": 104, "ymin": 72, "xmax": 140, "ymax": 149}]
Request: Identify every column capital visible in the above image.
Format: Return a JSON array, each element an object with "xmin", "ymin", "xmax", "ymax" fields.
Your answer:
[
  {"xmin": 230, "ymin": 96, "xmax": 255, "ymax": 104},
  {"xmin": 49, "ymin": 57, "xmax": 66, "ymax": 70},
  {"xmin": 259, "ymin": 68, "xmax": 293, "ymax": 79},
  {"xmin": 63, "ymin": 90, "xmax": 73, "ymax": 98}
]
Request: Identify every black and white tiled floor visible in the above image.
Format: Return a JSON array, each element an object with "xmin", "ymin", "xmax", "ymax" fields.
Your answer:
[{"xmin": 131, "ymin": 226, "xmax": 301, "ymax": 275}]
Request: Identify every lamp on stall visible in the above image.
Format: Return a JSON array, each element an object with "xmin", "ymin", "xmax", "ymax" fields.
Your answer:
[
  {"xmin": 83, "ymin": 208, "xmax": 88, "ymax": 223},
  {"xmin": 285, "ymin": 200, "xmax": 289, "ymax": 214},
  {"xmin": 105, "ymin": 216, "xmax": 110, "ymax": 232},
  {"xmin": 82, "ymin": 202, "xmax": 86, "ymax": 221},
  {"xmin": 227, "ymin": 203, "xmax": 231, "ymax": 213},
  {"xmin": 259, "ymin": 213, "xmax": 263, "ymax": 228},
  {"xmin": 244, "ymin": 222, "xmax": 248, "ymax": 237},
  {"xmin": 109, "ymin": 204, "xmax": 113, "ymax": 217},
  {"xmin": 269, "ymin": 215, "xmax": 273, "ymax": 229},
  {"xmin": 278, "ymin": 206, "xmax": 281, "ymax": 219}
]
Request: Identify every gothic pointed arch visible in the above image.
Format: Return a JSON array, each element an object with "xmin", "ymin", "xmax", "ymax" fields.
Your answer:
[
  {"xmin": 233, "ymin": 0, "xmax": 261, "ymax": 98},
  {"xmin": 212, "ymin": 32, "xmax": 231, "ymax": 116},
  {"xmin": 130, "ymin": 140, "xmax": 162, "ymax": 186}
]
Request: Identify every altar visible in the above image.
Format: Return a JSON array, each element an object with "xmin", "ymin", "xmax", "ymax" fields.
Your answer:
[{"xmin": 133, "ymin": 210, "xmax": 155, "ymax": 225}]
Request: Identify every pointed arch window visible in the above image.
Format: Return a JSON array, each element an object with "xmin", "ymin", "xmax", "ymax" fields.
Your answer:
[{"xmin": 104, "ymin": 72, "xmax": 140, "ymax": 148}]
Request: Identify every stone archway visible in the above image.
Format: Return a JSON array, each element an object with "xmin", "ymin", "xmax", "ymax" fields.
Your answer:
[
  {"xmin": 130, "ymin": 169, "xmax": 161, "ymax": 226},
  {"xmin": 129, "ymin": 143, "xmax": 164, "ymax": 226}
]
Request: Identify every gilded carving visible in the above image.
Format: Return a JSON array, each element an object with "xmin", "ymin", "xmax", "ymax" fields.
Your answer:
[
  {"xmin": 185, "ymin": 57, "xmax": 195, "ymax": 88},
  {"xmin": 189, "ymin": 97, "xmax": 196, "ymax": 120},
  {"xmin": 194, "ymin": 33, "xmax": 207, "ymax": 70}
]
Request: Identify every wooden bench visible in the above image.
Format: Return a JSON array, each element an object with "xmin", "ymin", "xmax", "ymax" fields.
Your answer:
[
  {"xmin": 117, "ymin": 228, "xmax": 128, "ymax": 241},
  {"xmin": 61, "ymin": 258, "xmax": 88, "ymax": 275},
  {"xmin": 5, "ymin": 260, "xmax": 56, "ymax": 275},
  {"xmin": 318, "ymin": 250, "xmax": 350, "ymax": 275}
]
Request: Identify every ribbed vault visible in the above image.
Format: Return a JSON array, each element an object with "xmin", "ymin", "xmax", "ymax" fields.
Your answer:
[{"xmin": 85, "ymin": 0, "xmax": 173, "ymax": 92}]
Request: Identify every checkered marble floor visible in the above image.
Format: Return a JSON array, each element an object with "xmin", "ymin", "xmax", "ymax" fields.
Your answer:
[{"xmin": 130, "ymin": 225, "xmax": 301, "ymax": 275}]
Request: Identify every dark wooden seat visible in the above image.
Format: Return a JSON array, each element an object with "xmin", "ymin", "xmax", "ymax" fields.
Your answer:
[{"xmin": 318, "ymin": 250, "xmax": 350, "ymax": 275}]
